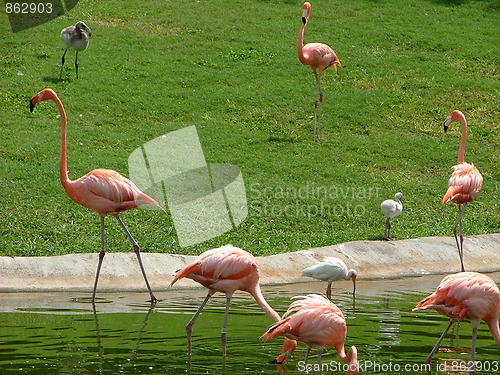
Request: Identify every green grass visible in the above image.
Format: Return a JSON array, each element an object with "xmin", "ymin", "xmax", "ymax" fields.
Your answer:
[{"xmin": 1, "ymin": 0, "xmax": 498, "ymax": 257}]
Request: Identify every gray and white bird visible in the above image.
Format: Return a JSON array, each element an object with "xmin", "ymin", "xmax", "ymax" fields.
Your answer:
[
  {"xmin": 59, "ymin": 21, "xmax": 92, "ymax": 79},
  {"xmin": 380, "ymin": 192, "xmax": 403, "ymax": 241},
  {"xmin": 301, "ymin": 257, "xmax": 357, "ymax": 299}
]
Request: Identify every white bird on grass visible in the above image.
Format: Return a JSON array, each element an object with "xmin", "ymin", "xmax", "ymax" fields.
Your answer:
[
  {"xmin": 380, "ymin": 192, "xmax": 403, "ymax": 241},
  {"xmin": 301, "ymin": 257, "xmax": 357, "ymax": 299},
  {"xmin": 60, "ymin": 21, "xmax": 92, "ymax": 79}
]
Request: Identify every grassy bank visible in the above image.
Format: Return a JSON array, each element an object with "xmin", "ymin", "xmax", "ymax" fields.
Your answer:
[{"xmin": 1, "ymin": 0, "xmax": 498, "ymax": 257}]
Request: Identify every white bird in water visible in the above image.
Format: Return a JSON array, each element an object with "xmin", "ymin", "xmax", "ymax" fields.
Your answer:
[
  {"xmin": 380, "ymin": 192, "xmax": 403, "ymax": 241},
  {"xmin": 60, "ymin": 21, "xmax": 92, "ymax": 79},
  {"xmin": 301, "ymin": 257, "xmax": 357, "ymax": 299}
]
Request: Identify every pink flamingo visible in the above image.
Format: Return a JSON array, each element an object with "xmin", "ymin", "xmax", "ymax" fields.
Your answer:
[
  {"xmin": 299, "ymin": 2, "xmax": 341, "ymax": 140},
  {"xmin": 413, "ymin": 272, "xmax": 500, "ymax": 375},
  {"xmin": 29, "ymin": 88, "xmax": 164, "ymax": 303},
  {"xmin": 442, "ymin": 110, "xmax": 483, "ymax": 272},
  {"xmin": 170, "ymin": 245, "xmax": 296, "ymax": 357},
  {"xmin": 262, "ymin": 294, "xmax": 359, "ymax": 375}
]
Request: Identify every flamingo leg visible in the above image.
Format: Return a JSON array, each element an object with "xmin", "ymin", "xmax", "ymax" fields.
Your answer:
[
  {"xmin": 316, "ymin": 346, "xmax": 324, "ymax": 375},
  {"xmin": 312, "ymin": 69, "xmax": 323, "ymax": 140},
  {"xmin": 186, "ymin": 292, "xmax": 213, "ymax": 356},
  {"xmin": 91, "ymin": 216, "xmax": 106, "ymax": 303},
  {"xmin": 60, "ymin": 49, "xmax": 68, "ymax": 79},
  {"xmin": 75, "ymin": 51, "xmax": 79, "ymax": 79},
  {"xmin": 115, "ymin": 215, "xmax": 157, "ymax": 304},
  {"xmin": 326, "ymin": 282, "xmax": 332, "ymax": 300},
  {"xmin": 425, "ymin": 319, "xmax": 454, "ymax": 373},
  {"xmin": 221, "ymin": 295, "xmax": 233, "ymax": 357},
  {"xmin": 383, "ymin": 218, "xmax": 391, "ymax": 240},
  {"xmin": 298, "ymin": 345, "xmax": 313, "ymax": 374},
  {"xmin": 469, "ymin": 321, "xmax": 479, "ymax": 375},
  {"xmin": 453, "ymin": 203, "xmax": 468, "ymax": 272}
]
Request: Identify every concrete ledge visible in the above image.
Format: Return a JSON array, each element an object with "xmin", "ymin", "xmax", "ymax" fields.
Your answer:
[{"xmin": 1, "ymin": 234, "xmax": 498, "ymax": 292}]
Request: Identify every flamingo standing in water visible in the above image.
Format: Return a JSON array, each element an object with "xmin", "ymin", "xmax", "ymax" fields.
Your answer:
[
  {"xmin": 442, "ymin": 110, "xmax": 482, "ymax": 272},
  {"xmin": 170, "ymin": 245, "xmax": 297, "ymax": 357},
  {"xmin": 29, "ymin": 88, "xmax": 163, "ymax": 303},
  {"xmin": 60, "ymin": 21, "xmax": 92, "ymax": 79},
  {"xmin": 298, "ymin": 2, "xmax": 341, "ymax": 140},
  {"xmin": 413, "ymin": 272, "xmax": 500, "ymax": 375},
  {"xmin": 262, "ymin": 294, "xmax": 359, "ymax": 375},
  {"xmin": 301, "ymin": 257, "xmax": 357, "ymax": 299},
  {"xmin": 380, "ymin": 192, "xmax": 403, "ymax": 241}
]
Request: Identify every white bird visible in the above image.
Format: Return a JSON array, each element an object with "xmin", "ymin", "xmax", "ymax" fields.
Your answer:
[
  {"xmin": 60, "ymin": 21, "xmax": 92, "ymax": 79},
  {"xmin": 380, "ymin": 192, "xmax": 403, "ymax": 241},
  {"xmin": 301, "ymin": 257, "xmax": 357, "ymax": 299}
]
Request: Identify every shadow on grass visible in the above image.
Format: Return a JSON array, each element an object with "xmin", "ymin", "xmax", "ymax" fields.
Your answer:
[{"xmin": 42, "ymin": 76, "xmax": 68, "ymax": 84}]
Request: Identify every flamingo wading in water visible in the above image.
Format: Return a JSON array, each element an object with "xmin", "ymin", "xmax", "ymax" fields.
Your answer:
[
  {"xmin": 170, "ymin": 245, "xmax": 297, "ymax": 357},
  {"xmin": 60, "ymin": 21, "xmax": 92, "ymax": 79},
  {"xmin": 380, "ymin": 192, "xmax": 403, "ymax": 241},
  {"xmin": 442, "ymin": 110, "xmax": 482, "ymax": 272},
  {"xmin": 262, "ymin": 294, "xmax": 359, "ymax": 375},
  {"xmin": 29, "ymin": 88, "xmax": 164, "ymax": 304},
  {"xmin": 301, "ymin": 257, "xmax": 357, "ymax": 299},
  {"xmin": 298, "ymin": 2, "xmax": 341, "ymax": 140},
  {"xmin": 413, "ymin": 272, "xmax": 500, "ymax": 375}
]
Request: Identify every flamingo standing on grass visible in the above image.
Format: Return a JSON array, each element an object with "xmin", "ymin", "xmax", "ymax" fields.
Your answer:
[
  {"xmin": 262, "ymin": 294, "xmax": 359, "ymax": 375},
  {"xmin": 380, "ymin": 192, "xmax": 403, "ymax": 241},
  {"xmin": 170, "ymin": 245, "xmax": 297, "ymax": 358},
  {"xmin": 301, "ymin": 257, "xmax": 357, "ymax": 299},
  {"xmin": 298, "ymin": 2, "xmax": 341, "ymax": 140},
  {"xmin": 60, "ymin": 21, "xmax": 92, "ymax": 79},
  {"xmin": 442, "ymin": 110, "xmax": 482, "ymax": 272},
  {"xmin": 413, "ymin": 272, "xmax": 500, "ymax": 375},
  {"xmin": 29, "ymin": 88, "xmax": 164, "ymax": 303}
]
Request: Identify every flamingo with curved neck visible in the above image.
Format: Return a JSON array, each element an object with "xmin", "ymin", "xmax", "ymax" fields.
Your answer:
[
  {"xmin": 171, "ymin": 245, "xmax": 297, "ymax": 358},
  {"xmin": 442, "ymin": 110, "xmax": 482, "ymax": 272},
  {"xmin": 29, "ymin": 88, "xmax": 164, "ymax": 303},
  {"xmin": 298, "ymin": 2, "xmax": 341, "ymax": 140}
]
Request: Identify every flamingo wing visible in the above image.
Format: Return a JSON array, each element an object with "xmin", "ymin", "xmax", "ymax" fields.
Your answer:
[
  {"xmin": 70, "ymin": 168, "xmax": 159, "ymax": 215},
  {"xmin": 170, "ymin": 245, "xmax": 257, "ymax": 293},
  {"xmin": 302, "ymin": 43, "xmax": 340, "ymax": 71},
  {"xmin": 413, "ymin": 272, "xmax": 499, "ymax": 321},
  {"xmin": 442, "ymin": 163, "xmax": 483, "ymax": 204}
]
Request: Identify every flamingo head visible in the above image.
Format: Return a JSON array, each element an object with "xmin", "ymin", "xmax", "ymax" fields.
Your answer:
[
  {"xmin": 349, "ymin": 270, "xmax": 358, "ymax": 296},
  {"xmin": 76, "ymin": 21, "xmax": 92, "ymax": 37},
  {"xmin": 394, "ymin": 192, "xmax": 403, "ymax": 201},
  {"xmin": 302, "ymin": 2, "xmax": 311, "ymax": 24},
  {"xmin": 30, "ymin": 88, "xmax": 56, "ymax": 112},
  {"xmin": 443, "ymin": 110, "xmax": 465, "ymax": 132},
  {"xmin": 332, "ymin": 59, "xmax": 342, "ymax": 73}
]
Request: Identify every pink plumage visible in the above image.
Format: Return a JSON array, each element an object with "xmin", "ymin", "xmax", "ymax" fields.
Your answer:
[
  {"xmin": 413, "ymin": 272, "xmax": 500, "ymax": 372},
  {"xmin": 29, "ymin": 88, "xmax": 163, "ymax": 303},
  {"xmin": 263, "ymin": 294, "xmax": 358, "ymax": 375},
  {"xmin": 171, "ymin": 245, "xmax": 296, "ymax": 358}
]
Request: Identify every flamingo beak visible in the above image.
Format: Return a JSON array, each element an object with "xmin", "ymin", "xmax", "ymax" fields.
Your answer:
[
  {"xmin": 352, "ymin": 274, "xmax": 357, "ymax": 297},
  {"xmin": 29, "ymin": 96, "xmax": 37, "ymax": 113},
  {"xmin": 443, "ymin": 116, "xmax": 451, "ymax": 132},
  {"xmin": 302, "ymin": 16, "xmax": 306, "ymax": 24}
]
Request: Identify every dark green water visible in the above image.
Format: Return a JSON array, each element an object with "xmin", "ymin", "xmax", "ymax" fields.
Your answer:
[{"xmin": 1, "ymin": 274, "xmax": 499, "ymax": 374}]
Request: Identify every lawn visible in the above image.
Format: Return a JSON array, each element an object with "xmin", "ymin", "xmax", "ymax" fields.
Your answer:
[{"xmin": 0, "ymin": 0, "xmax": 498, "ymax": 257}]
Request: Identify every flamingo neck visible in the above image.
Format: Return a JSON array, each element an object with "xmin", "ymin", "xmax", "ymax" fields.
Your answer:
[
  {"xmin": 336, "ymin": 345, "xmax": 359, "ymax": 375},
  {"xmin": 456, "ymin": 113, "xmax": 467, "ymax": 164},
  {"xmin": 51, "ymin": 93, "xmax": 71, "ymax": 189},
  {"xmin": 487, "ymin": 318, "xmax": 500, "ymax": 345},
  {"xmin": 249, "ymin": 285, "xmax": 281, "ymax": 322},
  {"xmin": 298, "ymin": 22, "xmax": 308, "ymax": 65}
]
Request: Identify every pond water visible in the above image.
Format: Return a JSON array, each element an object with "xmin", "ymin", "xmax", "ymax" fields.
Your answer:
[{"xmin": 1, "ymin": 273, "xmax": 499, "ymax": 375}]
